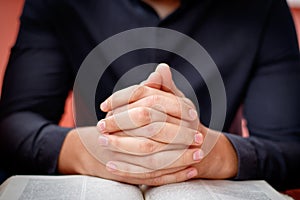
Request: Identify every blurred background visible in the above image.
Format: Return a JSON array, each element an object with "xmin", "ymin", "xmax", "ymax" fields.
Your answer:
[{"xmin": 0, "ymin": 0, "xmax": 73, "ymax": 127}]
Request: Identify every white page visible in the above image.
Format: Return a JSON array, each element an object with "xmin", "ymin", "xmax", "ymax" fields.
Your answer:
[
  {"xmin": 0, "ymin": 175, "xmax": 143, "ymax": 200},
  {"xmin": 144, "ymin": 180, "xmax": 288, "ymax": 200}
]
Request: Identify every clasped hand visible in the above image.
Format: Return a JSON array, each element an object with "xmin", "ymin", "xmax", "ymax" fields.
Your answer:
[
  {"xmin": 96, "ymin": 64, "xmax": 206, "ymax": 183},
  {"xmin": 59, "ymin": 64, "xmax": 237, "ymax": 185}
]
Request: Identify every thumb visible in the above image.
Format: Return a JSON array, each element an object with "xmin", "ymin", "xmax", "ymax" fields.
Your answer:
[
  {"xmin": 141, "ymin": 71, "xmax": 162, "ymax": 90},
  {"xmin": 154, "ymin": 63, "xmax": 185, "ymax": 97}
]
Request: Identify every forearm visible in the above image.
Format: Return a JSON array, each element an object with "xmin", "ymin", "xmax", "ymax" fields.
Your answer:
[
  {"xmin": 226, "ymin": 133, "xmax": 300, "ymax": 190},
  {"xmin": 0, "ymin": 112, "xmax": 70, "ymax": 174}
]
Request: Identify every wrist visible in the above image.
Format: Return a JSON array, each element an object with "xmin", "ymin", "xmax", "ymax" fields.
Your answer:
[
  {"xmin": 217, "ymin": 134, "xmax": 238, "ymax": 178},
  {"xmin": 194, "ymin": 131, "xmax": 238, "ymax": 179},
  {"xmin": 57, "ymin": 129, "xmax": 87, "ymax": 175}
]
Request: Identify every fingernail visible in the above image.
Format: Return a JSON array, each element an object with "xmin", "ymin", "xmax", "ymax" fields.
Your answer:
[
  {"xmin": 100, "ymin": 101, "xmax": 108, "ymax": 111},
  {"xmin": 106, "ymin": 162, "xmax": 117, "ymax": 172},
  {"xmin": 187, "ymin": 169, "xmax": 198, "ymax": 179},
  {"xmin": 189, "ymin": 109, "xmax": 197, "ymax": 120},
  {"xmin": 98, "ymin": 136, "xmax": 108, "ymax": 146},
  {"xmin": 193, "ymin": 149, "xmax": 204, "ymax": 161},
  {"xmin": 194, "ymin": 133, "xmax": 203, "ymax": 144},
  {"xmin": 97, "ymin": 120, "xmax": 106, "ymax": 133}
]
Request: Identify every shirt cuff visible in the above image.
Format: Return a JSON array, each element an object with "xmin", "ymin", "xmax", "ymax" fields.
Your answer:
[
  {"xmin": 223, "ymin": 133, "xmax": 258, "ymax": 180},
  {"xmin": 38, "ymin": 124, "xmax": 71, "ymax": 175}
]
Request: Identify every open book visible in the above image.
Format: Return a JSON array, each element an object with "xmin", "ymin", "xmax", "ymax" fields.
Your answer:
[{"xmin": 0, "ymin": 175, "xmax": 291, "ymax": 200}]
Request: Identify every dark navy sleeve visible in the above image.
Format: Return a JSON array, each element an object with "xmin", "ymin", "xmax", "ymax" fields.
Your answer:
[
  {"xmin": 0, "ymin": 0, "xmax": 73, "ymax": 174},
  {"xmin": 225, "ymin": 0, "xmax": 300, "ymax": 189}
]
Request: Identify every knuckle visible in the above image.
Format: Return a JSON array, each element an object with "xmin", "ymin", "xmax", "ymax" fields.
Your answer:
[
  {"xmin": 177, "ymin": 127, "xmax": 191, "ymax": 144},
  {"xmin": 103, "ymin": 115, "xmax": 119, "ymax": 132},
  {"xmin": 133, "ymin": 107, "xmax": 151, "ymax": 124},
  {"xmin": 146, "ymin": 124, "xmax": 155, "ymax": 135},
  {"xmin": 146, "ymin": 95, "xmax": 160, "ymax": 106},
  {"xmin": 139, "ymin": 140, "xmax": 156, "ymax": 154},
  {"xmin": 182, "ymin": 150, "xmax": 192, "ymax": 164},
  {"xmin": 150, "ymin": 177, "xmax": 163, "ymax": 186},
  {"xmin": 146, "ymin": 123, "xmax": 160, "ymax": 136},
  {"xmin": 109, "ymin": 136, "xmax": 119, "ymax": 150},
  {"xmin": 175, "ymin": 174, "xmax": 182, "ymax": 183},
  {"xmin": 122, "ymin": 165, "xmax": 131, "ymax": 174},
  {"xmin": 144, "ymin": 171, "xmax": 157, "ymax": 179},
  {"xmin": 102, "ymin": 98, "xmax": 111, "ymax": 110},
  {"xmin": 143, "ymin": 173, "xmax": 152, "ymax": 179},
  {"xmin": 104, "ymin": 117, "xmax": 114, "ymax": 129},
  {"xmin": 147, "ymin": 155, "xmax": 160, "ymax": 170},
  {"xmin": 168, "ymin": 97, "xmax": 181, "ymax": 117},
  {"xmin": 130, "ymin": 85, "xmax": 146, "ymax": 102},
  {"xmin": 173, "ymin": 101, "xmax": 182, "ymax": 117},
  {"xmin": 180, "ymin": 120, "xmax": 192, "ymax": 128}
]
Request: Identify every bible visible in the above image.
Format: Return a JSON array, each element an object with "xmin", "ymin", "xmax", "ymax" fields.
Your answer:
[{"xmin": 0, "ymin": 175, "xmax": 291, "ymax": 200}]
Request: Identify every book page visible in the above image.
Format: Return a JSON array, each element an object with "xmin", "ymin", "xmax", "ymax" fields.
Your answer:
[
  {"xmin": 0, "ymin": 175, "xmax": 143, "ymax": 200},
  {"xmin": 144, "ymin": 180, "xmax": 288, "ymax": 200}
]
